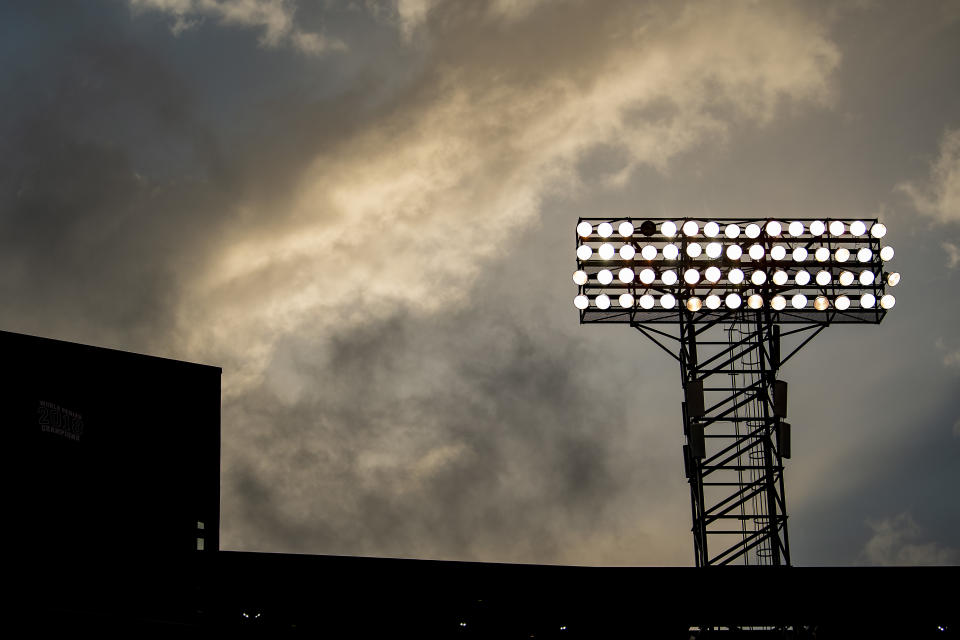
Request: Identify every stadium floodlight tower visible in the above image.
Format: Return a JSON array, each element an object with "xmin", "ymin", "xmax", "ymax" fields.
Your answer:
[{"xmin": 573, "ymin": 218, "xmax": 899, "ymax": 567}]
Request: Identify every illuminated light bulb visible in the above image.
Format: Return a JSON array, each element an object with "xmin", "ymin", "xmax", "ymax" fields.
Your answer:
[
  {"xmin": 705, "ymin": 266, "xmax": 721, "ymax": 283},
  {"xmin": 751, "ymin": 270, "xmax": 767, "ymax": 285},
  {"xmin": 835, "ymin": 247, "xmax": 850, "ymax": 263},
  {"xmin": 572, "ymin": 270, "xmax": 588, "ymax": 285},
  {"xmin": 596, "ymin": 294, "xmax": 611, "ymax": 309},
  {"xmin": 684, "ymin": 268, "xmax": 700, "ymax": 284},
  {"xmin": 727, "ymin": 244, "xmax": 743, "ymax": 260},
  {"xmin": 686, "ymin": 297, "xmax": 702, "ymax": 312},
  {"xmin": 887, "ymin": 272, "xmax": 901, "ymax": 286},
  {"xmin": 859, "ymin": 270, "xmax": 875, "ymax": 285},
  {"xmin": 662, "ymin": 270, "xmax": 678, "ymax": 285},
  {"xmin": 792, "ymin": 247, "xmax": 808, "ymax": 262},
  {"xmin": 686, "ymin": 243, "xmax": 703, "ymax": 258},
  {"xmin": 850, "ymin": 220, "xmax": 866, "ymax": 236},
  {"xmin": 788, "ymin": 221, "xmax": 804, "ymax": 237},
  {"xmin": 618, "ymin": 221, "xmax": 634, "ymax": 237},
  {"xmin": 766, "ymin": 221, "xmax": 782, "ymax": 236},
  {"xmin": 748, "ymin": 244, "xmax": 765, "ymax": 260},
  {"xmin": 577, "ymin": 221, "xmax": 593, "ymax": 237},
  {"xmin": 728, "ymin": 268, "xmax": 745, "ymax": 284},
  {"xmin": 597, "ymin": 222, "xmax": 613, "ymax": 238},
  {"xmin": 639, "ymin": 294, "xmax": 655, "ymax": 309},
  {"xmin": 815, "ymin": 247, "xmax": 830, "ymax": 262},
  {"xmin": 857, "ymin": 248, "xmax": 872, "ymax": 263},
  {"xmin": 619, "ymin": 244, "xmax": 636, "ymax": 260},
  {"xmin": 618, "ymin": 268, "xmax": 635, "ymax": 283},
  {"xmin": 810, "ymin": 220, "xmax": 825, "ymax": 236},
  {"xmin": 771, "ymin": 295, "xmax": 787, "ymax": 310},
  {"xmin": 829, "ymin": 220, "xmax": 845, "ymax": 236},
  {"xmin": 661, "ymin": 221, "xmax": 678, "ymax": 237},
  {"xmin": 771, "ymin": 245, "xmax": 787, "ymax": 261},
  {"xmin": 704, "ymin": 222, "xmax": 720, "ymax": 238},
  {"xmin": 598, "ymin": 269, "xmax": 613, "ymax": 285},
  {"xmin": 726, "ymin": 293, "xmax": 742, "ymax": 308},
  {"xmin": 619, "ymin": 293, "xmax": 635, "ymax": 308},
  {"xmin": 795, "ymin": 270, "xmax": 811, "ymax": 285},
  {"xmin": 880, "ymin": 294, "xmax": 896, "ymax": 309},
  {"xmin": 599, "ymin": 243, "xmax": 615, "ymax": 260},
  {"xmin": 839, "ymin": 270, "xmax": 854, "ymax": 286},
  {"xmin": 577, "ymin": 245, "xmax": 592, "ymax": 260},
  {"xmin": 746, "ymin": 223, "xmax": 762, "ymax": 239},
  {"xmin": 815, "ymin": 270, "xmax": 832, "ymax": 286},
  {"xmin": 791, "ymin": 294, "xmax": 807, "ymax": 309},
  {"xmin": 747, "ymin": 294, "xmax": 763, "ymax": 309},
  {"xmin": 706, "ymin": 242, "xmax": 723, "ymax": 259},
  {"xmin": 706, "ymin": 294, "xmax": 721, "ymax": 310},
  {"xmin": 725, "ymin": 224, "xmax": 741, "ymax": 239},
  {"xmin": 663, "ymin": 244, "xmax": 680, "ymax": 260},
  {"xmin": 641, "ymin": 245, "xmax": 657, "ymax": 260},
  {"xmin": 860, "ymin": 293, "xmax": 876, "ymax": 308},
  {"xmin": 880, "ymin": 246, "xmax": 895, "ymax": 261},
  {"xmin": 835, "ymin": 295, "xmax": 850, "ymax": 311},
  {"xmin": 661, "ymin": 293, "xmax": 676, "ymax": 309},
  {"xmin": 814, "ymin": 296, "xmax": 829, "ymax": 310},
  {"xmin": 574, "ymin": 295, "xmax": 589, "ymax": 309},
  {"xmin": 772, "ymin": 270, "xmax": 788, "ymax": 285},
  {"xmin": 682, "ymin": 220, "xmax": 699, "ymax": 237},
  {"xmin": 871, "ymin": 223, "xmax": 887, "ymax": 238},
  {"xmin": 639, "ymin": 268, "xmax": 656, "ymax": 284}
]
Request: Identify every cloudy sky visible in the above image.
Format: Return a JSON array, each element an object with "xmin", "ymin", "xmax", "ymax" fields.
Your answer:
[{"xmin": 3, "ymin": 0, "xmax": 959, "ymax": 566}]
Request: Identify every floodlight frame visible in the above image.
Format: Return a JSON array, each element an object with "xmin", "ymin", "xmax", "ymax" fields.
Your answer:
[{"xmin": 574, "ymin": 217, "xmax": 892, "ymax": 325}]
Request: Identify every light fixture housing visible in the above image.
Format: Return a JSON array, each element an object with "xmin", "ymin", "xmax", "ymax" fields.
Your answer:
[{"xmin": 574, "ymin": 217, "xmax": 898, "ymax": 323}]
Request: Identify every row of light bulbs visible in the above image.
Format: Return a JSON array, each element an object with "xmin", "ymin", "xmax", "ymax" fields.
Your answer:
[
  {"xmin": 574, "ymin": 292, "xmax": 896, "ymax": 312},
  {"xmin": 576, "ymin": 242, "xmax": 893, "ymax": 263},
  {"xmin": 577, "ymin": 220, "xmax": 888, "ymax": 239},
  {"xmin": 574, "ymin": 267, "xmax": 901, "ymax": 288}
]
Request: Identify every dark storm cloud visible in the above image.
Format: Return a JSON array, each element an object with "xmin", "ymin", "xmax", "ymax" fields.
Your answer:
[
  {"xmin": 0, "ymin": 8, "xmax": 233, "ymax": 348},
  {"xmin": 223, "ymin": 302, "xmax": 635, "ymax": 563}
]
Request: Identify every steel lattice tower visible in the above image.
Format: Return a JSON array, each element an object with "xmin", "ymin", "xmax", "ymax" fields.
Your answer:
[{"xmin": 573, "ymin": 217, "xmax": 898, "ymax": 566}]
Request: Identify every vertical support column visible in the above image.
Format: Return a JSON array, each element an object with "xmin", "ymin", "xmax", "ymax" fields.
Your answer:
[
  {"xmin": 756, "ymin": 310, "xmax": 782, "ymax": 566},
  {"xmin": 679, "ymin": 311, "xmax": 791, "ymax": 567},
  {"xmin": 680, "ymin": 309, "xmax": 708, "ymax": 567}
]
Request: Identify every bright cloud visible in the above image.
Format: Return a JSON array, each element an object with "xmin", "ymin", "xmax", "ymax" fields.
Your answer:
[
  {"xmin": 898, "ymin": 127, "xmax": 960, "ymax": 223},
  {"xmin": 174, "ymin": 1, "xmax": 841, "ymax": 398},
  {"xmin": 128, "ymin": 0, "xmax": 345, "ymax": 54},
  {"xmin": 944, "ymin": 241, "xmax": 960, "ymax": 268},
  {"xmin": 863, "ymin": 512, "xmax": 958, "ymax": 565}
]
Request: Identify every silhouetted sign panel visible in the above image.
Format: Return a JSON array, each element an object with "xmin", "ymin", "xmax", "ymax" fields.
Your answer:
[{"xmin": 4, "ymin": 330, "xmax": 220, "ymax": 562}]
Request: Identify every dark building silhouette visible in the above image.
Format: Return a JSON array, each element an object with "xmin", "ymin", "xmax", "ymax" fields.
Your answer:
[
  {"xmin": 6, "ymin": 329, "xmax": 220, "ymax": 557},
  {"xmin": 5, "ymin": 330, "xmax": 219, "ymax": 627}
]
